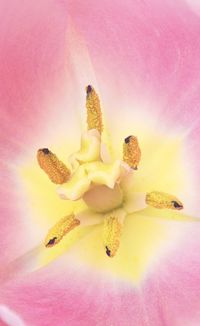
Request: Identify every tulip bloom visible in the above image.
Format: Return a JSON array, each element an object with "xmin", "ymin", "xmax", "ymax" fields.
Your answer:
[{"xmin": 1, "ymin": 0, "xmax": 200, "ymax": 325}]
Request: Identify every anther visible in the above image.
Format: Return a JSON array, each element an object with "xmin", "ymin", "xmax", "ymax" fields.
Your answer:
[
  {"xmin": 37, "ymin": 149, "xmax": 71, "ymax": 184},
  {"xmin": 45, "ymin": 214, "xmax": 80, "ymax": 247},
  {"xmin": 146, "ymin": 191, "xmax": 184, "ymax": 210},
  {"xmin": 103, "ymin": 216, "xmax": 122, "ymax": 258},
  {"xmin": 86, "ymin": 85, "xmax": 103, "ymax": 133},
  {"xmin": 123, "ymin": 135, "xmax": 141, "ymax": 169}
]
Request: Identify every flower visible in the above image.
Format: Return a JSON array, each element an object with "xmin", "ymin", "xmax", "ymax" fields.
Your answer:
[
  {"xmin": 37, "ymin": 84, "xmax": 186, "ymax": 259},
  {"xmin": 1, "ymin": 1, "xmax": 200, "ymax": 326}
]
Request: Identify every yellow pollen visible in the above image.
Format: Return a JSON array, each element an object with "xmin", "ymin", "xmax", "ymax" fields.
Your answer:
[
  {"xmin": 37, "ymin": 148, "xmax": 71, "ymax": 184},
  {"xmin": 45, "ymin": 214, "xmax": 80, "ymax": 247},
  {"xmin": 103, "ymin": 216, "xmax": 122, "ymax": 258},
  {"xmin": 34, "ymin": 84, "xmax": 186, "ymax": 266},
  {"xmin": 86, "ymin": 85, "xmax": 103, "ymax": 133},
  {"xmin": 123, "ymin": 135, "xmax": 141, "ymax": 169},
  {"xmin": 146, "ymin": 191, "xmax": 184, "ymax": 210}
]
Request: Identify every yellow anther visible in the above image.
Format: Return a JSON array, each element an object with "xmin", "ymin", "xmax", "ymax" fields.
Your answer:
[
  {"xmin": 146, "ymin": 191, "xmax": 183, "ymax": 210},
  {"xmin": 37, "ymin": 148, "xmax": 71, "ymax": 184},
  {"xmin": 86, "ymin": 85, "xmax": 103, "ymax": 134},
  {"xmin": 103, "ymin": 215, "xmax": 122, "ymax": 257},
  {"xmin": 45, "ymin": 214, "xmax": 80, "ymax": 247},
  {"xmin": 123, "ymin": 135, "xmax": 141, "ymax": 170}
]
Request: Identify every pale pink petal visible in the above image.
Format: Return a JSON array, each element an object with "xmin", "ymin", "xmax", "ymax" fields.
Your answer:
[
  {"xmin": 66, "ymin": 0, "xmax": 200, "ymax": 214},
  {"xmin": 1, "ymin": 217, "xmax": 200, "ymax": 326},
  {"xmin": 0, "ymin": 305, "xmax": 26, "ymax": 326},
  {"xmin": 0, "ymin": 0, "xmax": 78, "ymax": 267},
  {"xmin": 1, "ymin": 0, "xmax": 200, "ymax": 326}
]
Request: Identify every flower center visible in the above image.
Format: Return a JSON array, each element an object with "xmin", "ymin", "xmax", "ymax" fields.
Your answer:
[
  {"xmin": 82, "ymin": 184, "xmax": 124, "ymax": 213},
  {"xmin": 34, "ymin": 84, "xmax": 185, "ymax": 265}
]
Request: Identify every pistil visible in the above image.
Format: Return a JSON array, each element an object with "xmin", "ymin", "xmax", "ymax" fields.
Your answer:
[{"xmin": 83, "ymin": 184, "xmax": 124, "ymax": 213}]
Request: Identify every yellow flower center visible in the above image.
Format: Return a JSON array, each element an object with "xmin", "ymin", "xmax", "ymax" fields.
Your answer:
[
  {"xmin": 19, "ymin": 84, "xmax": 198, "ymax": 284},
  {"xmin": 34, "ymin": 85, "xmax": 185, "ymax": 260}
]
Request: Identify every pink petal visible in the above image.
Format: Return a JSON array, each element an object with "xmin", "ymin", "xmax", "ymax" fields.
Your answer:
[
  {"xmin": 1, "ymin": 219, "xmax": 200, "ymax": 326},
  {"xmin": 0, "ymin": 0, "xmax": 78, "ymax": 266},
  {"xmin": 1, "ymin": 0, "xmax": 200, "ymax": 325},
  {"xmin": 66, "ymin": 0, "xmax": 200, "ymax": 214},
  {"xmin": 0, "ymin": 305, "xmax": 26, "ymax": 326},
  {"xmin": 68, "ymin": 0, "xmax": 200, "ymax": 132}
]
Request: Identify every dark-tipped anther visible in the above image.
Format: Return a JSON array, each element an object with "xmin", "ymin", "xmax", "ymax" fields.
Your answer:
[
  {"xmin": 42, "ymin": 148, "xmax": 50, "ymax": 155},
  {"xmin": 86, "ymin": 85, "xmax": 92, "ymax": 94},
  {"xmin": 124, "ymin": 135, "xmax": 132, "ymax": 144},
  {"xmin": 46, "ymin": 237, "xmax": 57, "ymax": 246},
  {"xmin": 171, "ymin": 201, "xmax": 183, "ymax": 209},
  {"xmin": 106, "ymin": 246, "xmax": 111, "ymax": 257}
]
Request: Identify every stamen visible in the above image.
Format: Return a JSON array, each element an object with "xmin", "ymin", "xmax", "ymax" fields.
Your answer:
[
  {"xmin": 146, "ymin": 191, "xmax": 184, "ymax": 210},
  {"xmin": 123, "ymin": 135, "xmax": 141, "ymax": 170},
  {"xmin": 103, "ymin": 215, "xmax": 122, "ymax": 257},
  {"xmin": 86, "ymin": 85, "xmax": 103, "ymax": 134},
  {"xmin": 37, "ymin": 148, "xmax": 71, "ymax": 184},
  {"xmin": 45, "ymin": 214, "xmax": 80, "ymax": 247}
]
